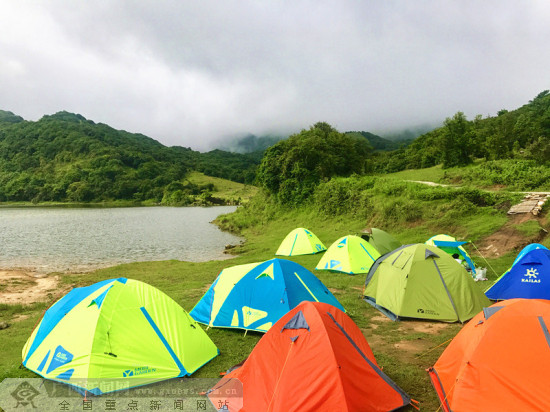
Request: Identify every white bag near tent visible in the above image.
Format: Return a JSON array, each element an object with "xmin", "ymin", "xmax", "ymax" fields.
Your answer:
[{"xmin": 475, "ymin": 268, "xmax": 487, "ymax": 281}]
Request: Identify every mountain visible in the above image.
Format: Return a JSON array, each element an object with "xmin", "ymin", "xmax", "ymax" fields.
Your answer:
[
  {"xmin": 218, "ymin": 133, "xmax": 285, "ymax": 154},
  {"xmin": 0, "ymin": 110, "xmax": 259, "ymax": 203},
  {"xmin": 345, "ymin": 131, "xmax": 410, "ymax": 151}
]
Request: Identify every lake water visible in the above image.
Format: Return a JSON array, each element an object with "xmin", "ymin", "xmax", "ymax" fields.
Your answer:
[{"xmin": 0, "ymin": 206, "xmax": 241, "ymax": 273}]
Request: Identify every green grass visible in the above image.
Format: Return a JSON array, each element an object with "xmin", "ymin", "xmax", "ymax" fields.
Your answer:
[
  {"xmin": 381, "ymin": 164, "xmax": 446, "ymax": 182},
  {"xmin": 186, "ymin": 171, "xmax": 258, "ymax": 203},
  {"xmin": 513, "ymin": 219, "xmax": 544, "ymax": 237},
  {"xmin": 0, "ymin": 175, "xmax": 546, "ymax": 410}
]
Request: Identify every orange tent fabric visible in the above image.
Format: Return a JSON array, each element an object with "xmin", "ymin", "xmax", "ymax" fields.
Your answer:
[
  {"xmin": 428, "ymin": 299, "xmax": 550, "ymax": 412},
  {"xmin": 208, "ymin": 301, "xmax": 410, "ymax": 412}
]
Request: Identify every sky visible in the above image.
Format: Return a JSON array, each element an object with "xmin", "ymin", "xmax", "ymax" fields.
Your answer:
[{"xmin": 1, "ymin": 1, "xmax": 549, "ymax": 151}]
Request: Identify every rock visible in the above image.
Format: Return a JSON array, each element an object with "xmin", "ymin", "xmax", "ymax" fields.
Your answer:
[{"xmin": 0, "ymin": 321, "xmax": 10, "ymax": 330}]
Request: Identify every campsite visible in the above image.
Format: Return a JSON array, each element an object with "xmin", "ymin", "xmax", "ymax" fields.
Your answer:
[
  {"xmin": 2, "ymin": 3, "xmax": 550, "ymax": 409},
  {"xmin": 1, "ymin": 164, "xmax": 549, "ymax": 410}
]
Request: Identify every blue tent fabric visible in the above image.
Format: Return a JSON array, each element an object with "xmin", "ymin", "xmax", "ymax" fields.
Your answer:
[
  {"xmin": 486, "ymin": 248, "xmax": 550, "ymax": 300},
  {"xmin": 433, "ymin": 240, "xmax": 468, "ymax": 248},
  {"xmin": 432, "ymin": 240, "xmax": 476, "ymax": 273},
  {"xmin": 190, "ymin": 258, "xmax": 345, "ymax": 332},
  {"xmin": 512, "ymin": 243, "xmax": 548, "ymax": 266}
]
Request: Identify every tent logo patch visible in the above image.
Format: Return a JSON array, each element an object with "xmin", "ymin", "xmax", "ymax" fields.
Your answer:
[
  {"xmin": 522, "ymin": 267, "xmax": 541, "ymax": 283},
  {"xmin": 122, "ymin": 366, "xmax": 156, "ymax": 377},
  {"xmin": 417, "ymin": 308, "xmax": 439, "ymax": 316}
]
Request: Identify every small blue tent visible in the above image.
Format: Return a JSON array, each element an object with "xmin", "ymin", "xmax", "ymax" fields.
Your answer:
[
  {"xmin": 486, "ymin": 246, "xmax": 550, "ymax": 300},
  {"xmin": 190, "ymin": 258, "xmax": 345, "ymax": 333},
  {"xmin": 511, "ymin": 243, "xmax": 548, "ymax": 266}
]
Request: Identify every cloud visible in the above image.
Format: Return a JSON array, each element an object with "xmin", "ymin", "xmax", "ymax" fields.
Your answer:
[{"xmin": 1, "ymin": 1, "xmax": 549, "ymax": 150}]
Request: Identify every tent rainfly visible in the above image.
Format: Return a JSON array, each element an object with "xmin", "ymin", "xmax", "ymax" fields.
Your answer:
[
  {"xmin": 364, "ymin": 244, "xmax": 490, "ymax": 322},
  {"xmin": 316, "ymin": 235, "xmax": 381, "ymax": 275},
  {"xmin": 22, "ymin": 278, "xmax": 218, "ymax": 395},
  {"xmin": 190, "ymin": 258, "xmax": 344, "ymax": 333},
  {"xmin": 429, "ymin": 299, "xmax": 550, "ymax": 411},
  {"xmin": 207, "ymin": 301, "xmax": 412, "ymax": 412},
  {"xmin": 276, "ymin": 227, "xmax": 326, "ymax": 256}
]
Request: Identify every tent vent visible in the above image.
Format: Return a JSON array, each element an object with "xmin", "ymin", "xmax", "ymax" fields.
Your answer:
[{"xmin": 281, "ymin": 311, "xmax": 310, "ymax": 332}]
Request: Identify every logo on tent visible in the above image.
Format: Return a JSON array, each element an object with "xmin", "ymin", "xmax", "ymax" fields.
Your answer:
[
  {"xmin": 122, "ymin": 366, "xmax": 156, "ymax": 377},
  {"xmin": 522, "ymin": 268, "xmax": 541, "ymax": 283},
  {"xmin": 326, "ymin": 260, "xmax": 342, "ymax": 270},
  {"xmin": 417, "ymin": 308, "xmax": 439, "ymax": 316}
]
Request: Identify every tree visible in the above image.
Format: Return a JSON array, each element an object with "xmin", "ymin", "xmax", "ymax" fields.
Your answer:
[
  {"xmin": 256, "ymin": 122, "xmax": 372, "ymax": 204},
  {"xmin": 440, "ymin": 112, "xmax": 474, "ymax": 168}
]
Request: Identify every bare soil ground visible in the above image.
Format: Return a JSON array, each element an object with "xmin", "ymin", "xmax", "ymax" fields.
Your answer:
[
  {"xmin": 0, "ymin": 270, "xmax": 60, "ymax": 305},
  {"xmin": 475, "ymin": 213, "xmax": 546, "ymax": 258}
]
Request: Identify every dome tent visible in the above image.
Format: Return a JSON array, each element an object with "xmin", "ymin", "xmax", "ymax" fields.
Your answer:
[
  {"xmin": 429, "ymin": 299, "xmax": 550, "ymax": 411},
  {"xmin": 511, "ymin": 243, "xmax": 548, "ymax": 266},
  {"xmin": 364, "ymin": 244, "xmax": 490, "ymax": 322},
  {"xmin": 425, "ymin": 234, "xmax": 476, "ymax": 274},
  {"xmin": 207, "ymin": 301, "xmax": 412, "ymax": 412},
  {"xmin": 316, "ymin": 235, "xmax": 381, "ymax": 274},
  {"xmin": 275, "ymin": 227, "xmax": 326, "ymax": 256},
  {"xmin": 486, "ymin": 245, "xmax": 550, "ymax": 300},
  {"xmin": 22, "ymin": 278, "xmax": 218, "ymax": 395},
  {"xmin": 190, "ymin": 258, "xmax": 344, "ymax": 333},
  {"xmin": 361, "ymin": 227, "xmax": 401, "ymax": 255}
]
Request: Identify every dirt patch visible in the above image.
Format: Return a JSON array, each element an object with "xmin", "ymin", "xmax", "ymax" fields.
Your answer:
[
  {"xmin": 361, "ymin": 329, "xmax": 386, "ymax": 352},
  {"xmin": 399, "ymin": 320, "xmax": 450, "ymax": 334},
  {"xmin": 12, "ymin": 314, "xmax": 30, "ymax": 322},
  {"xmin": 475, "ymin": 214, "xmax": 546, "ymax": 258},
  {"xmin": 391, "ymin": 339, "xmax": 434, "ymax": 363},
  {"xmin": 0, "ymin": 270, "xmax": 60, "ymax": 305},
  {"xmin": 393, "ymin": 339, "xmax": 428, "ymax": 354},
  {"xmin": 370, "ymin": 314, "xmax": 391, "ymax": 323}
]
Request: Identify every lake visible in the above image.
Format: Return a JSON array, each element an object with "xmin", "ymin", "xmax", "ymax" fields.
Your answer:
[{"xmin": 0, "ymin": 206, "xmax": 241, "ymax": 273}]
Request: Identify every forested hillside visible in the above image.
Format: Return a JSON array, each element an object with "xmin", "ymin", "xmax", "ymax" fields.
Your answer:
[
  {"xmin": 372, "ymin": 90, "xmax": 550, "ymax": 172},
  {"xmin": 2, "ymin": 90, "xmax": 549, "ymax": 204},
  {"xmin": 0, "ymin": 111, "xmax": 258, "ymax": 203}
]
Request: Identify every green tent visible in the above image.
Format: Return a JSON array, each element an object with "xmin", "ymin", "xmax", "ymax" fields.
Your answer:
[
  {"xmin": 363, "ymin": 244, "xmax": 490, "ymax": 322},
  {"xmin": 276, "ymin": 228, "xmax": 326, "ymax": 256},
  {"xmin": 316, "ymin": 235, "xmax": 381, "ymax": 275},
  {"xmin": 361, "ymin": 228, "xmax": 401, "ymax": 255},
  {"xmin": 22, "ymin": 278, "xmax": 218, "ymax": 395}
]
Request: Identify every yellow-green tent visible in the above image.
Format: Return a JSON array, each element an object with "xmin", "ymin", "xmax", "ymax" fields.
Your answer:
[
  {"xmin": 316, "ymin": 235, "xmax": 381, "ymax": 274},
  {"xmin": 22, "ymin": 278, "xmax": 218, "ymax": 395},
  {"xmin": 364, "ymin": 244, "xmax": 490, "ymax": 322},
  {"xmin": 276, "ymin": 228, "xmax": 326, "ymax": 256}
]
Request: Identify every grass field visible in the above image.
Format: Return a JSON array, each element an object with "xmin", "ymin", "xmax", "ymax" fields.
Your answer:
[
  {"xmin": 0, "ymin": 177, "xmax": 547, "ymax": 411},
  {"xmin": 186, "ymin": 171, "xmax": 258, "ymax": 203}
]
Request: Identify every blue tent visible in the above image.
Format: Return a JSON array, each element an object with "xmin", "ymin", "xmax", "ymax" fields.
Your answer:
[
  {"xmin": 190, "ymin": 258, "xmax": 345, "ymax": 333},
  {"xmin": 486, "ymin": 247, "xmax": 550, "ymax": 300},
  {"xmin": 511, "ymin": 243, "xmax": 548, "ymax": 266}
]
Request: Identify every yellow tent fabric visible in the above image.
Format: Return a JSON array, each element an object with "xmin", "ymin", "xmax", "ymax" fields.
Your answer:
[
  {"xmin": 22, "ymin": 278, "xmax": 218, "ymax": 395},
  {"xmin": 316, "ymin": 235, "xmax": 381, "ymax": 274},
  {"xmin": 276, "ymin": 228, "xmax": 326, "ymax": 256}
]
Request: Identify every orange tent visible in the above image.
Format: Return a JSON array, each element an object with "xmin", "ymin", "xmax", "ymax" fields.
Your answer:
[
  {"xmin": 428, "ymin": 299, "xmax": 550, "ymax": 412},
  {"xmin": 208, "ymin": 301, "xmax": 411, "ymax": 412}
]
